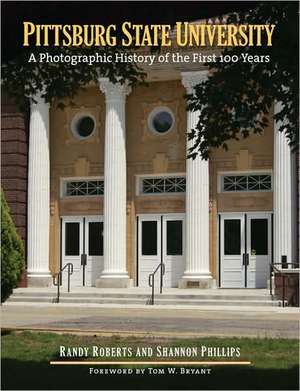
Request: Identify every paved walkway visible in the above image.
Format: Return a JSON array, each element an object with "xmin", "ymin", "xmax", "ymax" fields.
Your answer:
[{"xmin": 1, "ymin": 304, "xmax": 299, "ymax": 339}]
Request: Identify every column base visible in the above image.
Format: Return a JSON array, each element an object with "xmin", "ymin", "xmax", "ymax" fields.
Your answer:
[
  {"xmin": 27, "ymin": 273, "xmax": 52, "ymax": 287},
  {"xmin": 95, "ymin": 276, "xmax": 133, "ymax": 288},
  {"xmin": 178, "ymin": 274, "xmax": 215, "ymax": 289}
]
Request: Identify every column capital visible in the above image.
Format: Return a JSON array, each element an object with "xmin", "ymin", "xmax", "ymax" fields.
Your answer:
[
  {"xmin": 181, "ymin": 71, "xmax": 208, "ymax": 94},
  {"xmin": 30, "ymin": 91, "xmax": 50, "ymax": 108},
  {"xmin": 98, "ymin": 78, "xmax": 131, "ymax": 102}
]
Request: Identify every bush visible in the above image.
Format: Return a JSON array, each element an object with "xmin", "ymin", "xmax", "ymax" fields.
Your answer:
[{"xmin": 1, "ymin": 189, "xmax": 25, "ymax": 302}]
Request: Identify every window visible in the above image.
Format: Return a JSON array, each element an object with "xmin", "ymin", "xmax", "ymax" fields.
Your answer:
[
  {"xmin": 148, "ymin": 107, "xmax": 175, "ymax": 135},
  {"xmin": 88, "ymin": 222, "xmax": 103, "ymax": 256},
  {"xmin": 65, "ymin": 222, "xmax": 80, "ymax": 256},
  {"xmin": 71, "ymin": 113, "xmax": 96, "ymax": 139},
  {"xmin": 65, "ymin": 180, "xmax": 104, "ymax": 197},
  {"xmin": 222, "ymin": 174, "xmax": 272, "ymax": 192},
  {"xmin": 251, "ymin": 219, "xmax": 268, "ymax": 255},
  {"xmin": 224, "ymin": 219, "xmax": 241, "ymax": 255},
  {"xmin": 142, "ymin": 221, "xmax": 157, "ymax": 255},
  {"xmin": 141, "ymin": 176, "xmax": 186, "ymax": 194},
  {"xmin": 167, "ymin": 220, "xmax": 183, "ymax": 255}
]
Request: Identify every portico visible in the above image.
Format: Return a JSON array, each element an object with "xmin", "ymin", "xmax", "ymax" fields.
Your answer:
[{"xmin": 25, "ymin": 68, "xmax": 296, "ymax": 290}]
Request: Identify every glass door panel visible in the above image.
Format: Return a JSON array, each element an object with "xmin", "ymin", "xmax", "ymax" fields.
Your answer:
[
  {"xmin": 86, "ymin": 217, "xmax": 104, "ymax": 286},
  {"xmin": 220, "ymin": 215, "xmax": 244, "ymax": 288},
  {"xmin": 247, "ymin": 215, "xmax": 271, "ymax": 288}
]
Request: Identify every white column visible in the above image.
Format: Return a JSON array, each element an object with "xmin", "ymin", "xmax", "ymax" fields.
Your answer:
[
  {"xmin": 96, "ymin": 78, "xmax": 131, "ymax": 288},
  {"xmin": 27, "ymin": 93, "xmax": 51, "ymax": 286},
  {"xmin": 179, "ymin": 71, "xmax": 214, "ymax": 289},
  {"xmin": 273, "ymin": 101, "xmax": 295, "ymax": 264}
]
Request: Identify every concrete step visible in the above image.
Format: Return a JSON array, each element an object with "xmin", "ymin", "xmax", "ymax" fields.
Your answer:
[
  {"xmin": 7, "ymin": 295, "xmax": 280, "ymax": 307},
  {"xmin": 10, "ymin": 291, "xmax": 272, "ymax": 301},
  {"xmin": 7, "ymin": 287, "xmax": 279, "ymax": 308}
]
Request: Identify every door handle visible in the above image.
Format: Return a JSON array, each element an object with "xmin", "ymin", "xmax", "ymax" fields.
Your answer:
[
  {"xmin": 242, "ymin": 254, "xmax": 249, "ymax": 266},
  {"xmin": 81, "ymin": 254, "xmax": 87, "ymax": 266}
]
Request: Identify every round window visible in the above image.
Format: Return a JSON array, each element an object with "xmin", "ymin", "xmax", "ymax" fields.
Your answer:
[
  {"xmin": 148, "ymin": 107, "xmax": 175, "ymax": 135},
  {"xmin": 71, "ymin": 114, "xmax": 96, "ymax": 139}
]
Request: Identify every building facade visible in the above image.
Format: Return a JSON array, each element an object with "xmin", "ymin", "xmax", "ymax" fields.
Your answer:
[{"xmin": 2, "ymin": 53, "xmax": 298, "ymax": 291}]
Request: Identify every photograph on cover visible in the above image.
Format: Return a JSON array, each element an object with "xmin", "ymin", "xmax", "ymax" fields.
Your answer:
[{"xmin": 1, "ymin": 1, "xmax": 299, "ymax": 390}]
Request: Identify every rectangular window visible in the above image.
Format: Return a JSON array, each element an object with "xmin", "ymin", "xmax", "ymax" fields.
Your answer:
[
  {"xmin": 167, "ymin": 220, "xmax": 183, "ymax": 255},
  {"xmin": 222, "ymin": 174, "xmax": 272, "ymax": 192},
  {"xmin": 65, "ymin": 180, "xmax": 104, "ymax": 197},
  {"xmin": 141, "ymin": 176, "xmax": 186, "ymax": 194},
  {"xmin": 250, "ymin": 219, "xmax": 268, "ymax": 255},
  {"xmin": 65, "ymin": 222, "xmax": 80, "ymax": 256},
  {"xmin": 142, "ymin": 221, "xmax": 157, "ymax": 255},
  {"xmin": 224, "ymin": 219, "xmax": 241, "ymax": 255},
  {"xmin": 88, "ymin": 222, "xmax": 103, "ymax": 256}
]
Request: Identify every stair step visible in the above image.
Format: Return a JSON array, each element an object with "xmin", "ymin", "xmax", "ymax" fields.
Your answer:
[
  {"xmin": 7, "ymin": 296, "xmax": 279, "ymax": 307},
  {"xmin": 10, "ymin": 292, "xmax": 272, "ymax": 301}
]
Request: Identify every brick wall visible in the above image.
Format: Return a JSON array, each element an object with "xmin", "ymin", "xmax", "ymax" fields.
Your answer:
[
  {"xmin": 1, "ymin": 95, "xmax": 29, "ymax": 253},
  {"xmin": 297, "ymin": 151, "xmax": 299, "ymax": 261},
  {"xmin": 274, "ymin": 273, "xmax": 299, "ymax": 307}
]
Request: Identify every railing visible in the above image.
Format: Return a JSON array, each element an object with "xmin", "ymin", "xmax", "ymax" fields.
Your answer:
[
  {"xmin": 269, "ymin": 262, "xmax": 299, "ymax": 307},
  {"xmin": 53, "ymin": 263, "xmax": 74, "ymax": 303},
  {"xmin": 148, "ymin": 262, "xmax": 165, "ymax": 305}
]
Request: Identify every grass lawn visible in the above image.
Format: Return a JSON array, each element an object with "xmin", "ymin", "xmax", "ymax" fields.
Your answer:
[{"xmin": 1, "ymin": 331, "xmax": 299, "ymax": 390}]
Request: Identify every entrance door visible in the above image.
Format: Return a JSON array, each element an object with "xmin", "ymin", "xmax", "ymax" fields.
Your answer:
[
  {"xmin": 137, "ymin": 214, "xmax": 185, "ymax": 288},
  {"xmin": 220, "ymin": 214, "xmax": 245, "ymax": 288},
  {"xmin": 246, "ymin": 214, "xmax": 271, "ymax": 288},
  {"xmin": 62, "ymin": 216, "xmax": 104, "ymax": 287},
  {"xmin": 220, "ymin": 213, "xmax": 271, "ymax": 288}
]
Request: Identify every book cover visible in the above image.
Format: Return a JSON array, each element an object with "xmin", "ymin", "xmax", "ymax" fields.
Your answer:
[{"xmin": 1, "ymin": 1, "xmax": 299, "ymax": 390}]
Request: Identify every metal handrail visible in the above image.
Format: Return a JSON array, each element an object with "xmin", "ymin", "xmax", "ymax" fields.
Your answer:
[
  {"xmin": 269, "ymin": 262, "xmax": 299, "ymax": 307},
  {"xmin": 148, "ymin": 262, "xmax": 165, "ymax": 305},
  {"xmin": 53, "ymin": 263, "xmax": 74, "ymax": 303}
]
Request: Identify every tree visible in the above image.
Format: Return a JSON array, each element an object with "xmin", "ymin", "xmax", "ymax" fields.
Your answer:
[
  {"xmin": 1, "ymin": 190, "xmax": 25, "ymax": 302},
  {"xmin": 1, "ymin": 2, "xmax": 297, "ymax": 155},
  {"xmin": 1, "ymin": 46, "xmax": 146, "ymax": 110},
  {"xmin": 186, "ymin": 1, "xmax": 298, "ymax": 159},
  {"xmin": 0, "ymin": 2, "xmax": 258, "ymax": 111}
]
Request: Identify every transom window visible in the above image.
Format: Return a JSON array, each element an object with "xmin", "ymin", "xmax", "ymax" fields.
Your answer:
[
  {"xmin": 65, "ymin": 180, "xmax": 104, "ymax": 196},
  {"xmin": 222, "ymin": 174, "xmax": 272, "ymax": 192},
  {"xmin": 141, "ymin": 176, "xmax": 186, "ymax": 194}
]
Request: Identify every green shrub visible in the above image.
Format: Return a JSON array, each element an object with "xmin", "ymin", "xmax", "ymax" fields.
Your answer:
[{"xmin": 1, "ymin": 189, "xmax": 25, "ymax": 302}]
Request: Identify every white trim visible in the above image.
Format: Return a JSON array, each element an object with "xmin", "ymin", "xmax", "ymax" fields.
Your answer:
[
  {"xmin": 219, "ymin": 211, "xmax": 273, "ymax": 216},
  {"xmin": 136, "ymin": 212, "xmax": 185, "ymax": 218},
  {"xmin": 217, "ymin": 170, "xmax": 273, "ymax": 193},
  {"xmin": 134, "ymin": 212, "xmax": 186, "ymax": 287},
  {"xmin": 61, "ymin": 215, "xmax": 104, "ymax": 287},
  {"xmin": 61, "ymin": 215, "xmax": 103, "ymax": 220},
  {"xmin": 135, "ymin": 173, "xmax": 186, "ymax": 196},
  {"xmin": 218, "ymin": 211, "xmax": 272, "ymax": 288},
  {"xmin": 218, "ymin": 169, "xmax": 273, "ymax": 175},
  {"xmin": 137, "ymin": 213, "xmax": 185, "ymax": 288},
  {"xmin": 60, "ymin": 176, "xmax": 104, "ymax": 199}
]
